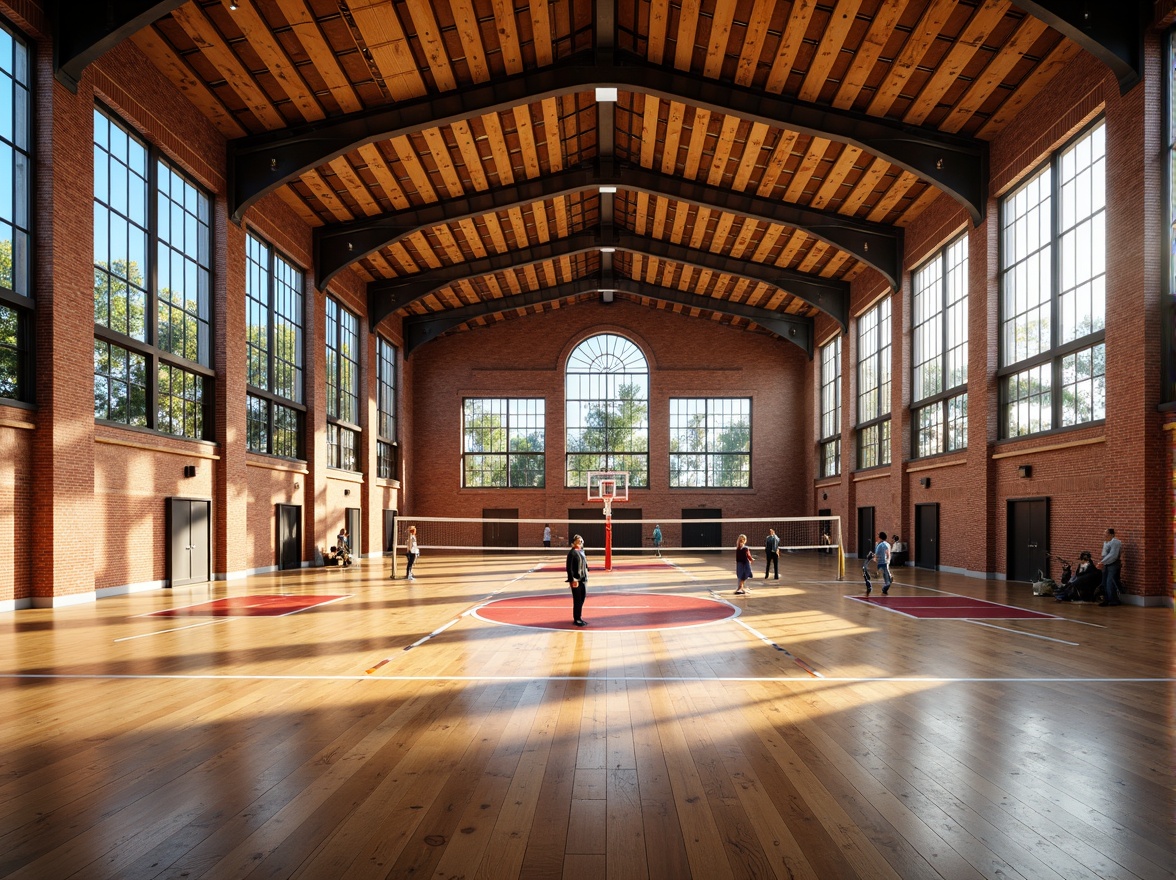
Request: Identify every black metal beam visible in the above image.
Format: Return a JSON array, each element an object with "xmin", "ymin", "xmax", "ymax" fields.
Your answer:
[
  {"xmin": 53, "ymin": 0, "xmax": 188, "ymax": 92},
  {"xmin": 1016, "ymin": 1, "xmax": 1148, "ymax": 93},
  {"xmin": 402, "ymin": 277, "xmax": 812, "ymax": 357},
  {"xmin": 230, "ymin": 50, "xmax": 987, "ymax": 223},
  {"xmin": 318, "ymin": 162, "xmax": 901, "ymax": 290},
  {"xmin": 367, "ymin": 228, "xmax": 849, "ymax": 330}
]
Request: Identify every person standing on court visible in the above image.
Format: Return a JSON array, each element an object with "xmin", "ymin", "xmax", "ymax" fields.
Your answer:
[
  {"xmin": 1098, "ymin": 527, "xmax": 1122, "ymax": 606},
  {"xmin": 404, "ymin": 525, "xmax": 420, "ymax": 581},
  {"xmin": 652, "ymin": 524, "xmax": 663, "ymax": 557},
  {"xmin": 764, "ymin": 528, "xmax": 781, "ymax": 580},
  {"xmin": 874, "ymin": 531, "xmax": 893, "ymax": 594},
  {"xmin": 734, "ymin": 534, "xmax": 755, "ymax": 595},
  {"xmin": 543, "ymin": 524, "xmax": 552, "ymax": 549},
  {"xmin": 566, "ymin": 534, "xmax": 588, "ymax": 626}
]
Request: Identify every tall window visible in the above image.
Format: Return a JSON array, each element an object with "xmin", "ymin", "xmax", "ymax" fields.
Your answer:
[
  {"xmin": 0, "ymin": 22, "xmax": 31, "ymax": 402},
  {"xmin": 377, "ymin": 336, "xmax": 398, "ymax": 479},
  {"xmin": 1000, "ymin": 121, "xmax": 1106, "ymax": 436},
  {"xmin": 1167, "ymin": 29, "xmax": 1176, "ymax": 404},
  {"xmin": 325, "ymin": 296, "xmax": 360, "ymax": 471},
  {"xmin": 93, "ymin": 109, "xmax": 212, "ymax": 439},
  {"xmin": 462, "ymin": 398, "xmax": 545, "ymax": 487},
  {"xmin": 856, "ymin": 299, "xmax": 891, "ymax": 468},
  {"xmin": 246, "ymin": 234, "xmax": 303, "ymax": 457},
  {"xmin": 819, "ymin": 338, "xmax": 840, "ymax": 477},
  {"xmin": 565, "ymin": 333, "xmax": 649, "ymax": 487},
  {"xmin": 669, "ymin": 398, "xmax": 751, "ymax": 487},
  {"xmin": 912, "ymin": 235, "xmax": 968, "ymax": 457}
]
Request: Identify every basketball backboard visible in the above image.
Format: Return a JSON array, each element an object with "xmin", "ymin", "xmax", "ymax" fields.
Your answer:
[{"xmin": 587, "ymin": 471, "xmax": 629, "ymax": 504}]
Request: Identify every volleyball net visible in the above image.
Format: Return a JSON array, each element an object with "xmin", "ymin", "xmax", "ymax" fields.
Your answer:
[{"xmin": 389, "ymin": 514, "xmax": 845, "ymax": 580}]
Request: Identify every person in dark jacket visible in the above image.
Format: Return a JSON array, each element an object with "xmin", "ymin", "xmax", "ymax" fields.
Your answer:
[
  {"xmin": 1055, "ymin": 552, "xmax": 1100, "ymax": 602},
  {"xmin": 566, "ymin": 534, "xmax": 588, "ymax": 626}
]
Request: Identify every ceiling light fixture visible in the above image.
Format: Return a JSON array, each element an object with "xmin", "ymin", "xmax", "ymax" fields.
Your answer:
[
  {"xmin": 229, "ymin": 2, "xmax": 238, "ymax": 9},
  {"xmin": 599, "ymin": 185, "xmax": 617, "ymax": 194},
  {"xmin": 600, "ymin": 246, "xmax": 616, "ymax": 253},
  {"xmin": 595, "ymin": 87, "xmax": 618, "ymax": 102}
]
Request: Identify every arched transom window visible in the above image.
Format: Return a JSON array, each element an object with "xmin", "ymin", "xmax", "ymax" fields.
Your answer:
[{"xmin": 565, "ymin": 333, "xmax": 649, "ymax": 487}]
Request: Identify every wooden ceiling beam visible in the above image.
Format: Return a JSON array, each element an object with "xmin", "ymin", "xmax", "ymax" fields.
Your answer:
[
  {"xmin": 366, "ymin": 227, "xmax": 848, "ymax": 331},
  {"xmin": 229, "ymin": 50, "xmax": 987, "ymax": 224},
  {"xmin": 1015, "ymin": 0, "xmax": 1149, "ymax": 93},
  {"xmin": 316, "ymin": 162, "xmax": 900, "ymax": 290},
  {"xmin": 54, "ymin": 0, "xmax": 187, "ymax": 92},
  {"xmin": 402, "ymin": 277, "xmax": 813, "ymax": 356}
]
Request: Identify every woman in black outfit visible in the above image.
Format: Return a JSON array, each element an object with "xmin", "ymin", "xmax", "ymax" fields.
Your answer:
[{"xmin": 565, "ymin": 534, "xmax": 588, "ymax": 626}]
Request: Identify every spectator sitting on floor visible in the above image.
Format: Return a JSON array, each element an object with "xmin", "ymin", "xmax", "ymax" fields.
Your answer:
[{"xmin": 1055, "ymin": 552, "xmax": 1099, "ymax": 602}]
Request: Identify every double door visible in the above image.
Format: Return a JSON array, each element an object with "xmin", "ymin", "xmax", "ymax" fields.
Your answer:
[{"xmin": 168, "ymin": 498, "xmax": 210, "ymax": 587}]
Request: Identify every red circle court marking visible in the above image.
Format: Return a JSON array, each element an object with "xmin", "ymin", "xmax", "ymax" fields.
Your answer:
[{"xmin": 473, "ymin": 593, "xmax": 737, "ymax": 632}]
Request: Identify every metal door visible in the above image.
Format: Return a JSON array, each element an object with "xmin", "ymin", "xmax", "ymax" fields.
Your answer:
[
  {"xmin": 167, "ymin": 497, "xmax": 211, "ymax": 587},
  {"xmin": 681, "ymin": 508, "xmax": 722, "ymax": 550},
  {"xmin": 1008, "ymin": 499, "xmax": 1049, "ymax": 582},
  {"xmin": 915, "ymin": 503, "xmax": 939, "ymax": 570},
  {"xmin": 857, "ymin": 506, "xmax": 875, "ymax": 558},
  {"xmin": 277, "ymin": 504, "xmax": 301, "ymax": 570}
]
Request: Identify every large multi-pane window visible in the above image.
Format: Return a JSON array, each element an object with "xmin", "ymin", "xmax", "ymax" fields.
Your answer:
[
  {"xmin": 325, "ymin": 297, "xmax": 360, "ymax": 470},
  {"xmin": 93, "ymin": 109, "xmax": 212, "ymax": 439},
  {"xmin": 377, "ymin": 336, "xmax": 398, "ymax": 479},
  {"xmin": 462, "ymin": 398, "xmax": 545, "ymax": 487},
  {"xmin": 565, "ymin": 334, "xmax": 649, "ymax": 487},
  {"xmin": 819, "ymin": 338, "xmax": 840, "ymax": 477},
  {"xmin": 856, "ymin": 298, "xmax": 891, "ymax": 468},
  {"xmin": 0, "ymin": 21, "xmax": 31, "ymax": 402},
  {"xmin": 669, "ymin": 398, "xmax": 750, "ymax": 487},
  {"xmin": 1167, "ymin": 29, "xmax": 1176, "ymax": 404},
  {"xmin": 246, "ymin": 234, "xmax": 303, "ymax": 457},
  {"xmin": 1000, "ymin": 121, "xmax": 1106, "ymax": 436},
  {"xmin": 912, "ymin": 235, "xmax": 968, "ymax": 457}
]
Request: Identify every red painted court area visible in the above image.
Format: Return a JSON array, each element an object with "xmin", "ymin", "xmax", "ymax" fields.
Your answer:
[
  {"xmin": 850, "ymin": 595, "xmax": 1060, "ymax": 620},
  {"xmin": 475, "ymin": 592, "xmax": 736, "ymax": 631},
  {"xmin": 144, "ymin": 595, "xmax": 348, "ymax": 618}
]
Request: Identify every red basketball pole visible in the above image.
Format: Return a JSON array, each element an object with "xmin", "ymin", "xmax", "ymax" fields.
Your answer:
[{"xmin": 604, "ymin": 507, "xmax": 613, "ymax": 571}]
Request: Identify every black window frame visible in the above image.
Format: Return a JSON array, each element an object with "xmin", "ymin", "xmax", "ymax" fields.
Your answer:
[
  {"xmin": 998, "ymin": 118, "xmax": 1107, "ymax": 438},
  {"xmin": 911, "ymin": 234, "xmax": 969, "ymax": 458},
  {"xmin": 92, "ymin": 106, "xmax": 214, "ymax": 440},
  {"xmin": 325, "ymin": 296, "xmax": 360, "ymax": 472},
  {"xmin": 818, "ymin": 337, "xmax": 841, "ymax": 478},
  {"xmin": 245, "ymin": 232, "xmax": 305, "ymax": 459},
  {"xmin": 376, "ymin": 336, "xmax": 398, "ymax": 479},
  {"xmin": 462, "ymin": 397, "xmax": 546, "ymax": 488},
  {"xmin": 0, "ymin": 18, "xmax": 33, "ymax": 405},
  {"xmin": 668, "ymin": 397, "xmax": 752, "ymax": 488},
  {"xmin": 856, "ymin": 298, "xmax": 891, "ymax": 470}
]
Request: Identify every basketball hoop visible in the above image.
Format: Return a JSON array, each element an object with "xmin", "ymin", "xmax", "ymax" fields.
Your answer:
[{"xmin": 587, "ymin": 472, "xmax": 629, "ymax": 571}]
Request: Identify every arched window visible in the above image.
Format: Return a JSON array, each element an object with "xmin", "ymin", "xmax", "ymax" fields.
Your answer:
[{"xmin": 565, "ymin": 333, "xmax": 649, "ymax": 487}]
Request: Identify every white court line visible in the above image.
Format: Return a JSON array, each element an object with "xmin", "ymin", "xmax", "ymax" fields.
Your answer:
[
  {"xmin": 962, "ymin": 619, "xmax": 1080, "ymax": 645},
  {"xmin": 708, "ymin": 589, "xmax": 823, "ymax": 678},
  {"xmin": 114, "ymin": 618, "xmax": 234, "ymax": 642},
  {"xmin": 1, "ymin": 672, "xmax": 1170, "ymax": 684},
  {"xmin": 119, "ymin": 595, "xmax": 352, "ymax": 642}
]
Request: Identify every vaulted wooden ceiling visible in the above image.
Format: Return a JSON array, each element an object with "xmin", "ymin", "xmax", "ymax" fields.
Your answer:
[{"xmin": 56, "ymin": 0, "xmax": 1150, "ymax": 355}]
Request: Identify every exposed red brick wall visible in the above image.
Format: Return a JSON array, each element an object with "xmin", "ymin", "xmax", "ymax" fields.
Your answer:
[
  {"xmin": 407, "ymin": 300, "xmax": 811, "ymax": 525},
  {"xmin": 0, "ymin": 413, "xmax": 34, "ymax": 603}
]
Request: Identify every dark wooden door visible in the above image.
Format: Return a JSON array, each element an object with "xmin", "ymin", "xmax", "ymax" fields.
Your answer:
[
  {"xmin": 857, "ymin": 507, "xmax": 875, "ymax": 559},
  {"xmin": 681, "ymin": 509, "xmax": 722, "ymax": 550},
  {"xmin": 277, "ymin": 504, "xmax": 301, "ymax": 570},
  {"xmin": 1008, "ymin": 499, "xmax": 1049, "ymax": 582},
  {"xmin": 483, "ymin": 508, "xmax": 519, "ymax": 548},
  {"xmin": 168, "ymin": 498, "xmax": 210, "ymax": 587},
  {"xmin": 915, "ymin": 503, "xmax": 939, "ymax": 570}
]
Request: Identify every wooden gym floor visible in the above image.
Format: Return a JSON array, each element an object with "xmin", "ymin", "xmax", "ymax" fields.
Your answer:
[{"xmin": 0, "ymin": 552, "xmax": 1172, "ymax": 879}]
